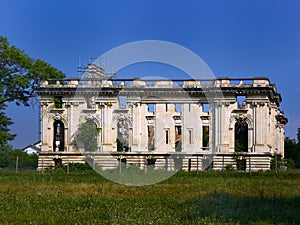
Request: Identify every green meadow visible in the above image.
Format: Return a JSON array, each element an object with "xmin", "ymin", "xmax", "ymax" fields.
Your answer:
[{"xmin": 0, "ymin": 170, "xmax": 299, "ymax": 224}]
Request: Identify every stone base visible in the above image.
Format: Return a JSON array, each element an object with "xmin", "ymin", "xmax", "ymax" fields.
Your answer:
[{"xmin": 37, "ymin": 152, "xmax": 273, "ymax": 172}]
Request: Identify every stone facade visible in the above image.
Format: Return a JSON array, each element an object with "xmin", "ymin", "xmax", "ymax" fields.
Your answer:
[{"xmin": 35, "ymin": 73, "xmax": 287, "ymax": 171}]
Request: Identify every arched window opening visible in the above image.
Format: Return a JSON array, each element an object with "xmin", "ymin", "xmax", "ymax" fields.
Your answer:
[
  {"xmin": 117, "ymin": 120, "xmax": 129, "ymax": 152},
  {"xmin": 53, "ymin": 121, "xmax": 65, "ymax": 152},
  {"xmin": 76, "ymin": 119, "xmax": 98, "ymax": 152},
  {"xmin": 234, "ymin": 119, "xmax": 248, "ymax": 152},
  {"xmin": 175, "ymin": 125, "xmax": 182, "ymax": 152}
]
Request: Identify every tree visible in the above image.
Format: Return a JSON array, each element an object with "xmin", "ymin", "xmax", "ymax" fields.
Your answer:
[
  {"xmin": 0, "ymin": 110, "xmax": 14, "ymax": 149},
  {"xmin": 0, "ymin": 36, "xmax": 65, "ymax": 147},
  {"xmin": 75, "ymin": 120, "xmax": 98, "ymax": 152},
  {"xmin": 284, "ymin": 137, "xmax": 300, "ymax": 168}
]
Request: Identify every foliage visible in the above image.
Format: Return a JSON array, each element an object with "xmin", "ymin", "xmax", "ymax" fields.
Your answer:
[
  {"xmin": 270, "ymin": 154, "xmax": 283, "ymax": 170},
  {"xmin": 75, "ymin": 120, "xmax": 98, "ymax": 151},
  {"xmin": 0, "ymin": 111, "xmax": 14, "ymax": 147},
  {"xmin": 146, "ymin": 156, "xmax": 156, "ymax": 165},
  {"xmin": 0, "ymin": 148, "xmax": 38, "ymax": 169},
  {"xmin": 286, "ymin": 158, "xmax": 295, "ymax": 169},
  {"xmin": 202, "ymin": 126, "xmax": 209, "ymax": 147},
  {"xmin": 284, "ymin": 137, "xmax": 300, "ymax": 168},
  {"xmin": 224, "ymin": 163, "xmax": 235, "ymax": 171},
  {"xmin": 52, "ymin": 162, "xmax": 93, "ymax": 172},
  {"xmin": 233, "ymin": 152, "xmax": 246, "ymax": 171},
  {"xmin": 234, "ymin": 119, "xmax": 248, "ymax": 152},
  {"xmin": 53, "ymin": 96, "xmax": 63, "ymax": 108},
  {"xmin": 116, "ymin": 137, "xmax": 129, "ymax": 152},
  {"xmin": 0, "ymin": 170, "xmax": 300, "ymax": 224},
  {"xmin": 235, "ymin": 139, "xmax": 247, "ymax": 152},
  {"xmin": 0, "ymin": 36, "xmax": 65, "ymax": 147}
]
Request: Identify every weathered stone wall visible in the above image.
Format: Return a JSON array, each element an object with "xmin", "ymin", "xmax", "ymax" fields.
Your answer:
[{"xmin": 36, "ymin": 77, "xmax": 287, "ymax": 170}]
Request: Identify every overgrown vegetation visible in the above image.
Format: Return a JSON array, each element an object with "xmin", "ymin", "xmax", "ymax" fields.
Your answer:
[
  {"xmin": 284, "ymin": 129, "xmax": 300, "ymax": 168},
  {"xmin": 0, "ymin": 170, "xmax": 299, "ymax": 224},
  {"xmin": 0, "ymin": 148, "xmax": 37, "ymax": 170},
  {"xmin": 75, "ymin": 120, "xmax": 98, "ymax": 151}
]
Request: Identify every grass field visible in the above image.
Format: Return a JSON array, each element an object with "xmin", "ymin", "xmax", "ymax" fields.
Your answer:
[{"xmin": 0, "ymin": 170, "xmax": 299, "ymax": 224}]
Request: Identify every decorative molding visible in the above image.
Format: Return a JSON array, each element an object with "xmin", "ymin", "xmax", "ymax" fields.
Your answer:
[
  {"xmin": 146, "ymin": 116, "xmax": 155, "ymax": 120},
  {"xmin": 172, "ymin": 115, "xmax": 182, "ymax": 121},
  {"xmin": 229, "ymin": 113, "xmax": 253, "ymax": 129},
  {"xmin": 112, "ymin": 110, "xmax": 132, "ymax": 126},
  {"xmin": 200, "ymin": 115, "xmax": 210, "ymax": 120}
]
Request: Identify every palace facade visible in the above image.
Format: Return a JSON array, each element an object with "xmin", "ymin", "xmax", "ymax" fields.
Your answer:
[{"xmin": 35, "ymin": 67, "xmax": 287, "ymax": 171}]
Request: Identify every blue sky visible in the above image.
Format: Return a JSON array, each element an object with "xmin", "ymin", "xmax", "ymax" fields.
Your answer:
[{"xmin": 1, "ymin": 0, "xmax": 300, "ymax": 148}]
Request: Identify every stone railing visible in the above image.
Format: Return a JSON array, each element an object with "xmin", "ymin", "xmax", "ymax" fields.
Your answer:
[{"xmin": 40, "ymin": 77, "xmax": 271, "ymax": 89}]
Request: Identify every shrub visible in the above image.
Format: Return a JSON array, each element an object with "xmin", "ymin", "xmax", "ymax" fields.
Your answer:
[{"xmin": 0, "ymin": 149, "xmax": 38, "ymax": 170}]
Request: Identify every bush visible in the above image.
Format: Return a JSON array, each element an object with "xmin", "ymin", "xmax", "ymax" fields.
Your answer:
[
  {"xmin": 0, "ymin": 149, "xmax": 38, "ymax": 170},
  {"xmin": 53, "ymin": 162, "xmax": 93, "ymax": 172},
  {"xmin": 224, "ymin": 164, "xmax": 234, "ymax": 171}
]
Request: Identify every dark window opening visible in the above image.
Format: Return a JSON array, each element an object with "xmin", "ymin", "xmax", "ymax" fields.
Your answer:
[
  {"xmin": 188, "ymin": 129, "xmax": 192, "ymax": 144},
  {"xmin": 235, "ymin": 119, "xmax": 248, "ymax": 152},
  {"xmin": 148, "ymin": 125, "xmax": 155, "ymax": 151},
  {"xmin": 202, "ymin": 126, "xmax": 209, "ymax": 148},
  {"xmin": 165, "ymin": 129, "xmax": 169, "ymax": 144},
  {"xmin": 175, "ymin": 126, "xmax": 182, "ymax": 152},
  {"xmin": 53, "ymin": 120, "xmax": 65, "ymax": 151},
  {"xmin": 117, "ymin": 120, "xmax": 129, "ymax": 152}
]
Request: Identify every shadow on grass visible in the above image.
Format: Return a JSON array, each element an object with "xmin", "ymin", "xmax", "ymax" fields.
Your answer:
[{"xmin": 182, "ymin": 192, "xmax": 300, "ymax": 224}]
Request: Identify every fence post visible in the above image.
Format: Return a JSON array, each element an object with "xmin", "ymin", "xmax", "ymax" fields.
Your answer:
[
  {"xmin": 119, "ymin": 157, "xmax": 122, "ymax": 174},
  {"xmin": 275, "ymin": 153, "xmax": 278, "ymax": 175},
  {"xmin": 222, "ymin": 155, "xmax": 225, "ymax": 172},
  {"xmin": 15, "ymin": 156, "xmax": 19, "ymax": 173},
  {"xmin": 41, "ymin": 158, "xmax": 44, "ymax": 174},
  {"xmin": 249, "ymin": 155, "xmax": 251, "ymax": 175},
  {"xmin": 196, "ymin": 156, "xmax": 199, "ymax": 175}
]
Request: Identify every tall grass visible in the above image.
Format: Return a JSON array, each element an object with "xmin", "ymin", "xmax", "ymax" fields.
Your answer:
[{"xmin": 0, "ymin": 170, "xmax": 299, "ymax": 224}]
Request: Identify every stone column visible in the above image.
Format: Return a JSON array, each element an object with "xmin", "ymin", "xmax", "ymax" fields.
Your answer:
[
  {"xmin": 41, "ymin": 102, "xmax": 49, "ymax": 152},
  {"xmin": 254, "ymin": 102, "xmax": 267, "ymax": 152},
  {"xmin": 252, "ymin": 102, "xmax": 257, "ymax": 152},
  {"xmin": 103, "ymin": 103, "xmax": 113, "ymax": 148},
  {"xmin": 132, "ymin": 103, "xmax": 139, "ymax": 146}
]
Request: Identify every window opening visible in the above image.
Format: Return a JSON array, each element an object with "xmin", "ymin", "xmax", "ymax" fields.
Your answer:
[
  {"xmin": 53, "ymin": 121, "xmax": 65, "ymax": 151},
  {"xmin": 175, "ymin": 126, "xmax": 182, "ymax": 152},
  {"xmin": 175, "ymin": 104, "xmax": 182, "ymax": 113},
  {"xmin": 188, "ymin": 129, "xmax": 192, "ymax": 144},
  {"xmin": 118, "ymin": 96, "xmax": 127, "ymax": 109},
  {"xmin": 147, "ymin": 104, "xmax": 155, "ymax": 113},
  {"xmin": 203, "ymin": 104, "xmax": 210, "ymax": 113},
  {"xmin": 165, "ymin": 129, "xmax": 169, "ymax": 144},
  {"xmin": 237, "ymin": 96, "xmax": 246, "ymax": 108},
  {"xmin": 202, "ymin": 126, "xmax": 209, "ymax": 148}
]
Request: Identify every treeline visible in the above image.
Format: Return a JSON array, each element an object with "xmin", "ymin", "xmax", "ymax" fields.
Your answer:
[
  {"xmin": 284, "ymin": 128, "xmax": 300, "ymax": 168},
  {"xmin": 0, "ymin": 147, "xmax": 38, "ymax": 170}
]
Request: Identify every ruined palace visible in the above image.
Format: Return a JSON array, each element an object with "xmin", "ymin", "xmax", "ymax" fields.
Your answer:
[{"xmin": 35, "ymin": 65, "xmax": 288, "ymax": 171}]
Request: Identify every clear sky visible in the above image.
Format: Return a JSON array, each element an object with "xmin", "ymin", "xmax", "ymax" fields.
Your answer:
[{"xmin": 1, "ymin": 0, "xmax": 300, "ymax": 148}]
